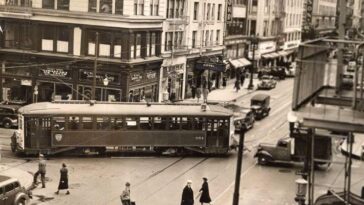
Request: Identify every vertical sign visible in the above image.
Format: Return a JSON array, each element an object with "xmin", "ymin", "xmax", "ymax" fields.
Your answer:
[
  {"xmin": 303, "ymin": 0, "xmax": 313, "ymax": 31},
  {"xmin": 226, "ymin": 0, "xmax": 232, "ymax": 22}
]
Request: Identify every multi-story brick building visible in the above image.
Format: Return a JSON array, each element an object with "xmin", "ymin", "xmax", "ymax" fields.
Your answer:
[{"xmin": 0, "ymin": 0, "xmax": 163, "ymax": 103}]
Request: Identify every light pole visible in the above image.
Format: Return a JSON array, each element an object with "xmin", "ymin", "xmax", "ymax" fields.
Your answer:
[
  {"xmin": 232, "ymin": 126, "xmax": 246, "ymax": 205},
  {"xmin": 248, "ymin": 35, "xmax": 259, "ymax": 90}
]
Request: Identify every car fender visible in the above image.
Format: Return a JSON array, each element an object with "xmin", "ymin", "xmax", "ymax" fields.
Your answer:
[
  {"xmin": 14, "ymin": 191, "xmax": 29, "ymax": 204},
  {"xmin": 254, "ymin": 150, "xmax": 273, "ymax": 160}
]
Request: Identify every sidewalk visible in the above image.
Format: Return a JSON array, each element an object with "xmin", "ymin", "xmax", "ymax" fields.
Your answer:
[
  {"xmin": 184, "ymin": 78, "xmax": 260, "ymax": 103},
  {"xmin": 0, "ymin": 164, "xmax": 33, "ymax": 190}
]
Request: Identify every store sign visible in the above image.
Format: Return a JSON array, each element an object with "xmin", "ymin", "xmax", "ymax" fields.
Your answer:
[
  {"xmin": 40, "ymin": 68, "xmax": 71, "ymax": 78},
  {"xmin": 226, "ymin": 0, "xmax": 232, "ymax": 22},
  {"xmin": 21, "ymin": 79, "xmax": 32, "ymax": 86},
  {"xmin": 195, "ymin": 62, "xmax": 225, "ymax": 72},
  {"xmin": 303, "ymin": 0, "xmax": 313, "ymax": 31},
  {"xmin": 79, "ymin": 70, "xmax": 120, "ymax": 85},
  {"xmin": 130, "ymin": 72, "xmax": 143, "ymax": 82},
  {"xmin": 146, "ymin": 71, "xmax": 157, "ymax": 80}
]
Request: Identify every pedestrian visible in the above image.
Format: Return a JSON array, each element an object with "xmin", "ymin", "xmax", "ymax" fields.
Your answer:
[
  {"xmin": 222, "ymin": 76, "xmax": 227, "ymax": 89},
  {"xmin": 198, "ymin": 177, "xmax": 211, "ymax": 205},
  {"xmin": 240, "ymin": 72, "xmax": 245, "ymax": 87},
  {"xmin": 202, "ymin": 87, "xmax": 209, "ymax": 103},
  {"xmin": 234, "ymin": 80, "xmax": 241, "ymax": 92},
  {"xmin": 196, "ymin": 87, "xmax": 202, "ymax": 103},
  {"xmin": 55, "ymin": 163, "xmax": 70, "ymax": 195},
  {"xmin": 181, "ymin": 180, "xmax": 194, "ymax": 205},
  {"xmin": 33, "ymin": 154, "xmax": 46, "ymax": 188},
  {"xmin": 120, "ymin": 182, "xmax": 131, "ymax": 205}
]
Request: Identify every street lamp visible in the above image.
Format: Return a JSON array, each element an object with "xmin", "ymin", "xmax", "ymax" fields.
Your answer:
[
  {"xmin": 248, "ymin": 35, "xmax": 259, "ymax": 90},
  {"xmin": 232, "ymin": 126, "xmax": 246, "ymax": 205},
  {"xmin": 294, "ymin": 178, "xmax": 308, "ymax": 205}
]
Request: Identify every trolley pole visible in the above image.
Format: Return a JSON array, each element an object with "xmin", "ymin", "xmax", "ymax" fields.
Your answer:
[
  {"xmin": 92, "ymin": 32, "xmax": 99, "ymax": 101},
  {"xmin": 232, "ymin": 127, "xmax": 246, "ymax": 205}
]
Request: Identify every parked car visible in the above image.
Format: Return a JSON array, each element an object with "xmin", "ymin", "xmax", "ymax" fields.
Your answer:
[
  {"xmin": 257, "ymin": 75, "xmax": 277, "ymax": 90},
  {"xmin": 250, "ymin": 94, "xmax": 271, "ymax": 120},
  {"xmin": 0, "ymin": 105, "xmax": 21, "ymax": 128},
  {"xmin": 271, "ymin": 66, "xmax": 286, "ymax": 80},
  {"xmin": 233, "ymin": 108, "xmax": 255, "ymax": 132},
  {"xmin": 0, "ymin": 175, "xmax": 31, "ymax": 205}
]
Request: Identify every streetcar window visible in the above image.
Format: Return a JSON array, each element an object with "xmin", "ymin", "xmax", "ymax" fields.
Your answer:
[
  {"xmin": 82, "ymin": 117, "xmax": 93, "ymax": 129},
  {"xmin": 140, "ymin": 117, "xmax": 152, "ymax": 130},
  {"xmin": 53, "ymin": 117, "xmax": 65, "ymax": 130},
  {"xmin": 153, "ymin": 117, "xmax": 167, "ymax": 130},
  {"xmin": 168, "ymin": 117, "xmax": 180, "ymax": 130},
  {"xmin": 181, "ymin": 117, "xmax": 193, "ymax": 130},
  {"xmin": 68, "ymin": 116, "xmax": 79, "ymax": 130},
  {"xmin": 126, "ymin": 117, "xmax": 138, "ymax": 129},
  {"xmin": 194, "ymin": 118, "xmax": 205, "ymax": 130},
  {"xmin": 97, "ymin": 117, "xmax": 111, "ymax": 130},
  {"xmin": 113, "ymin": 117, "xmax": 123, "ymax": 130}
]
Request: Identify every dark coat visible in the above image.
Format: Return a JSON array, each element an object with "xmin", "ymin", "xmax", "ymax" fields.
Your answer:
[
  {"xmin": 199, "ymin": 182, "xmax": 211, "ymax": 203},
  {"xmin": 58, "ymin": 167, "xmax": 68, "ymax": 190},
  {"xmin": 181, "ymin": 185, "xmax": 194, "ymax": 205}
]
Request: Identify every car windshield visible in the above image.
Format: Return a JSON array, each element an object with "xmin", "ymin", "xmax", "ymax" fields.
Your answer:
[
  {"xmin": 251, "ymin": 100, "xmax": 263, "ymax": 106},
  {"xmin": 260, "ymin": 75, "xmax": 272, "ymax": 80}
]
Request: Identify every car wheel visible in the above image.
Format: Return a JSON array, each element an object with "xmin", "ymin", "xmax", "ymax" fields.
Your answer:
[
  {"xmin": 16, "ymin": 197, "xmax": 26, "ymax": 205},
  {"xmin": 3, "ymin": 120, "xmax": 12, "ymax": 129},
  {"xmin": 258, "ymin": 156, "xmax": 268, "ymax": 165}
]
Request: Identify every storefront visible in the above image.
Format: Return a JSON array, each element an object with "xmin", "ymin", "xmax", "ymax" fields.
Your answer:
[
  {"xmin": 160, "ymin": 64, "xmax": 184, "ymax": 102},
  {"xmin": 195, "ymin": 56, "xmax": 226, "ymax": 90},
  {"xmin": 128, "ymin": 69, "xmax": 159, "ymax": 102}
]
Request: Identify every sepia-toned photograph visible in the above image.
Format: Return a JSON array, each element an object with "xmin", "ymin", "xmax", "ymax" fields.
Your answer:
[{"xmin": 0, "ymin": 0, "xmax": 364, "ymax": 204}]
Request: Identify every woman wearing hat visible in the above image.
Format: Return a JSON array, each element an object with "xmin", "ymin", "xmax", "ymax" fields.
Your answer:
[
  {"xmin": 198, "ymin": 177, "xmax": 211, "ymax": 205},
  {"xmin": 55, "ymin": 163, "xmax": 70, "ymax": 195},
  {"xmin": 181, "ymin": 180, "xmax": 194, "ymax": 205},
  {"xmin": 120, "ymin": 182, "xmax": 131, "ymax": 205}
]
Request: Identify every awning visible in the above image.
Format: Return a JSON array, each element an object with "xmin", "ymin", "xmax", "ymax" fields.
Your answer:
[
  {"xmin": 229, "ymin": 58, "xmax": 251, "ymax": 68},
  {"xmin": 262, "ymin": 52, "xmax": 279, "ymax": 59}
]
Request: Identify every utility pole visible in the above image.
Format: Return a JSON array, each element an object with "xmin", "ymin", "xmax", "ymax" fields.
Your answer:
[
  {"xmin": 335, "ymin": 0, "xmax": 347, "ymax": 94},
  {"xmin": 92, "ymin": 32, "xmax": 99, "ymax": 101},
  {"xmin": 232, "ymin": 127, "xmax": 246, "ymax": 205}
]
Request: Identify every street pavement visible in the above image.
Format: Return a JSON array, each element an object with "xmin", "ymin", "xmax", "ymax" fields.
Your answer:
[{"xmin": 0, "ymin": 78, "xmax": 363, "ymax": 205}]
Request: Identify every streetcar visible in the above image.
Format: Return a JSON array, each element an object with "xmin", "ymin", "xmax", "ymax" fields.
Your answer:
[{"xmin": 11, "ymin": 101, "xmax": 235, "ymax": 156}]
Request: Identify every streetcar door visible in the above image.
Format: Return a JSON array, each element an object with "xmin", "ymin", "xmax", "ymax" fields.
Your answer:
[{"xmin": 27, "ymin": 118, "xmax": 51, "ymax": 149}]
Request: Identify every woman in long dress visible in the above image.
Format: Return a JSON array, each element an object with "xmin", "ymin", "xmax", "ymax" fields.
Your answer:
[{"xmin": 55, "ymin": 163, "xmax": 70, "ymax": 195}]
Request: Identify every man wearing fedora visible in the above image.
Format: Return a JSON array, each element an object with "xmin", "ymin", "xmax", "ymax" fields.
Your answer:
[
  {"xmin": 181, "ymin": 180, "xmax": 194, "ymax": 205},
  {"xmin": 198, "ymin": 177, "xmax": 212, "ymax": 205}
]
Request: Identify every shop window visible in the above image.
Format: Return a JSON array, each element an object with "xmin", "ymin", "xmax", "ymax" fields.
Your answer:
[
  {"xmin": 135, "ymin": 34, "xmax": 141, "ymax": 58},
  {"xmin": 82, "ymin": 117, "xmax": 93, "ymax": 129},
  {"xmin": 126, "ymin": 117, "xmax": 138, "ymax": 130},
  {"xmin": 42, "ymin": 0, "xmax": 54, "ymax": 9},
  {"xmin": 89, "ymin": 0, "xmax": 97, "ymax": 12},
  {"xmin": 57, "ymin": 0, "xmax": 69, "ymax": 10},
  {"xmin": 150, "ymin": 33, "xmax": 156, "ymax": 56},
  {"xmin": 114, "ymin": 36, "xmax": 122, "ymax": 58},
  {"xmin": 68, "ymin": 117, "xmax": 79, "ymax": 130},
  {"xmin": 100, "ymin": 0, "xmax": 112, "ymax": 13},
  {"xmin": 55, "ymin": 83, "xmax": 72, "ymax": 100},
  {"xmin": 41, "ymin": 25, "xmax": 55, "ymax": 51},
  {"xmin": 87, "ymin": 31, "xmax": 96, "ymax": 56},
  {"xmin": 115, "ymin": 0, "xmax": 123, "ymax": 15},
  {"xmin": 99, "ymin": 32, "xmax": 111, "ymax": 57},
  {"xmin": 57, "ymin": 28, "xmax": 69, "ymax": 53}
]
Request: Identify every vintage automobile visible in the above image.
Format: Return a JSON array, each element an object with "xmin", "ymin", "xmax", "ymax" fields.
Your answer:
[
  {"xmin": 250, "ymin": 94, "xmax": 271, "ymax": 120},
  {"xmin": 254, "ymin": 129, "xmax": 332, "ymax": 168},
  {"xmin": 233, "ymin": 108, "xmax": 255, "ymax": 132},
  {"xmin": 257, "ymin": 75, "xmax": 277, "ymax": 90},
  {"xmin": 0, "ymin": 105, "xmax": 21, "ymax": 128},
  {"xmin": 0, "ymin": 175, "xmax": 31, "ymax": 205},
  {"xmin": 271, "ymin": 66, "xmax": 286, "ymax": 80}
]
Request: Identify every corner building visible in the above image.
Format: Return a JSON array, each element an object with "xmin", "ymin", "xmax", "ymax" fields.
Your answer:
[{"xmin": 0, "ymin": 0, "xmax": 163, "ymax": 103}]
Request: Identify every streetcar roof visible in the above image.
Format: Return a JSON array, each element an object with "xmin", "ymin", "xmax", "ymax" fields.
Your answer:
[{"xmin": 18, "ymin": 102, "xmax": 233, "ymax": 117}]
